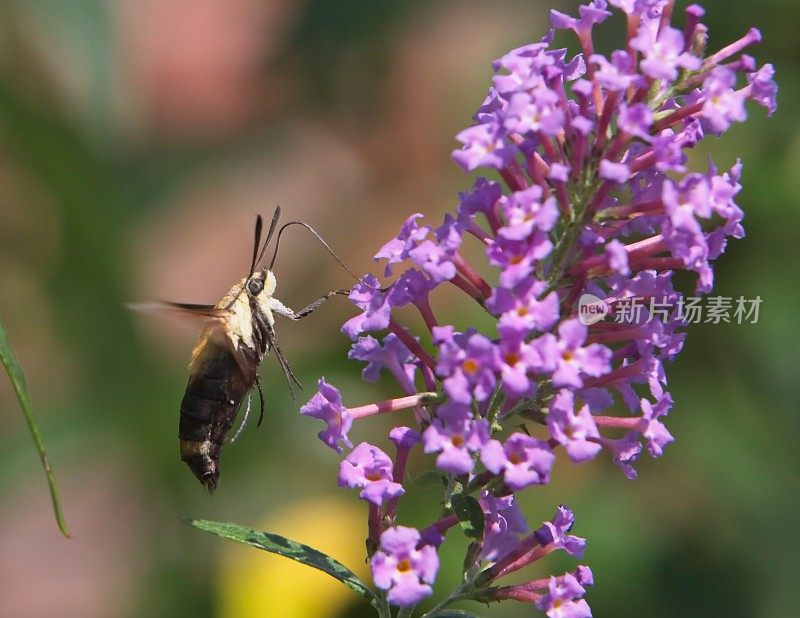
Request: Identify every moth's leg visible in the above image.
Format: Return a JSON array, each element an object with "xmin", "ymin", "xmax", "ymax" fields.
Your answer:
[
  {"xmin": 274, "ymin": 342, "xmax": 302, "ymax": 394},
  {"xmin": 263, "ymin": 324, "xmax": 302, "ymax": 398},
  {"xmin": 230, "ymin": 392, "xmax": 252, "ymax": 442},
  {"xmin": 269, "ymin": 289, "xmax": 350, "ymax": 321},
  {"xmin": 255, "ymin": 374, "xmax": 266, "ymax": 427}
]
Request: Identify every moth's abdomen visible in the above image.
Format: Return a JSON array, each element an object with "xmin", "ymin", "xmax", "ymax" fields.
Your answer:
[{"xmin": 179, "ymin": 341, "xmax": 255, "ymax": 491}]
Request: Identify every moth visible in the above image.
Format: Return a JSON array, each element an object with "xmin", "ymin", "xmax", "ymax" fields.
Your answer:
[{"xmin": 135, "ymin": 208, "xmax": 350, "ymax": 490}]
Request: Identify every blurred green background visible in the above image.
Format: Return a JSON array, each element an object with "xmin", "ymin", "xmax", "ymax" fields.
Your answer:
[{"xmin": 0, "ymin": 1, "xmax": 797, "ymax": 616}]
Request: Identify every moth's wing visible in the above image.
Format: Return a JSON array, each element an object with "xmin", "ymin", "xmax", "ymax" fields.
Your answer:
[
  {"xmin": 129, "ymin": 301, "xmax": 254, "ymax": 384},
  {"xmin": 127, "ymin": 301, "xmax": 225, "ymax": 321}
]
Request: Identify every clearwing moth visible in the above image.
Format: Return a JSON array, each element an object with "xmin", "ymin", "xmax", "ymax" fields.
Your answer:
[{"xmin": 133, "ymin": 207, "xmax": 354, "ymax": 490}]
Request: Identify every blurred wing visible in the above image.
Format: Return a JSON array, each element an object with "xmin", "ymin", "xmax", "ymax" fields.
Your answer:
[
  {"xmin": 128, "ymin": 301, "xmax": 229, "ymax": 322},
  {"xmin": 129, "ymin": 301, "xmax": 257, "ymax": 378}
]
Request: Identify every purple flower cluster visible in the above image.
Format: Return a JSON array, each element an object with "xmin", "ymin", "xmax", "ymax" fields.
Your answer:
[{"xmin": 300, "ymin": 1, "xmax": 775, "ymax": 613}]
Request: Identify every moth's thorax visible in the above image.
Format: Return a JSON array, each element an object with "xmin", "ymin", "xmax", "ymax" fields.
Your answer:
[{"xmin": 214, "ymin": 271, "xmax": 281, "ymax": 352}]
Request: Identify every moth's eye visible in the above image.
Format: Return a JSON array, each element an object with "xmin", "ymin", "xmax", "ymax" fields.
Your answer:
[{"xmin": 247, "ymin": 278, "xmax": 264, "ymax": 295}]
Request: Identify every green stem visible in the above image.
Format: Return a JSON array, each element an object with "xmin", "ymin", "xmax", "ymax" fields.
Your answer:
[
  {"xmin": 0, "ymin": 316, "xmax": 70, "ymax": 537},
  {"xmin": 397, "ymin": 604, "xmax": 416, "ymax": 618},
  {"xmin": 376, "ymin": 590, "xmax": 392, "ymax": 618},
  {"xmin": 422, "ymin": 585, "xmax": 474, "ymax": 617}
]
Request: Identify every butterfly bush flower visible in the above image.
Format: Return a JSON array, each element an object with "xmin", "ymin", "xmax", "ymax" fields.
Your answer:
[
  {"xmin": 300, "ymin": 1, "xmax": 775, "ymax": 613},
  {"xmin": 371, "ymin": 526, "xmax": 440, "ymax": 605},
  {"xmin": 339, "ymin": 442, "xmax": 405, "ymax": 505}
]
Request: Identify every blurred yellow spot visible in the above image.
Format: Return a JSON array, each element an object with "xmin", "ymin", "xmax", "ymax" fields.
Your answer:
[{"xmin": 218, "ymin": 497, "xmax": 369, "ymax": 618}]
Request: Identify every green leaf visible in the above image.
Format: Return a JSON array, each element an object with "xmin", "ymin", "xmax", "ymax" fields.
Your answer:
[
  {"xmin": 0, "ymin": 315, "xmax": 70, "ymax": 537},
  {"xmin": 413, "ymin": 470, "xmax": 447, "ymax": 488},
  {"xmin": 451, "ymin": 494, "xmax": 484, "ymax": 540},
  {"xmin": 188, "ymin": 519, "xmax": 383, "ymax": 612}
]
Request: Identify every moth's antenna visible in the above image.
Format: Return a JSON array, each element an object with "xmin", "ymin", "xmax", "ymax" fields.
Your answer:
[
  {"xmin": 247, "ymin": 207, "xmax": 282, "ymax": 279},
  {"xmin": 230, "ymin": 208, "xmax": 282, "ymax": 311},
  {"xmin": 248, "ymin": 215, "xmax": 264, "ymax": 278},
  {"xmin": 267, "ymin": 220, "xmax": 363, "ymax": 283},
  {"xmin": 253, "ymin": 207, "xmax": 281, "ymax": 273}
]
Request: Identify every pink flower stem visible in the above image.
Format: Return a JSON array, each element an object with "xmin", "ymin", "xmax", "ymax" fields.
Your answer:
[
  {"xmin": 563, "ymin": 273, "xmax": 587, "ymax": 311},
  {"xmin": 466, "ymin": 469, "xmax": 495, "ymax": 493},
  {"xmin": 586, "ymin": 324, "xmax": 650, "ymax": 345},
  {"xmin": 652, "ymin": 100, "xmax": 703, "ymax": 133},
  {"xmin": 593, "ymin": 415, "xmax": 642, "ymax": 430},
  {"xmin": 550, "ymin": 75, "xmax": 572, "ymax": 126},
  {"xmin": 454, "ymin": 252, "xmax": 493, "ymax": 299},
  {"xmin": 659, "ymin": 0, "xmax": 676, "ymax": 33},
  {"xmin": 570, "ymin": 234, "xmax": 666, "ymax": 276},
  {"xmin": 500, "ymin": 165, "xmax": 527, "ymax": 192},
  {"xmin": 571, "ymin": 132, "xmax": 588, "ymax": 180},
  {"xmin": 421, "ymin": 514, "xmax": 459, "ymax": 540},
  {"xmin": 421, "ymin": 363, "xmax": 437, "ymax": 392},
  {"xmin": 594, "ymin": 90, "xmax": 619, "ymax": 151},
  {"xmin": 703, "ymin": 27, "xmax": 762, "ymax": 70},
  {"xmin": 414, "ymin": 296, "xmax": 439, "ymax": 333},
  {"xmin": 582, "ymin": 358, "xmax": 646, "ymax": 389},
  {"xmin": 630, "ymin": 256, "xmax": 685, "ymax": 270},
  {"xmin": 524, "ymin": 150, "xmax": 550, "ymax": 191},
  {"xmin": 682, "ymin": 6, "xmax": 704, "ymax": 52},
  {"xmin": 539, "ymin": 133, "xmax": 560, "ymax": 164},
  {"xmin": 386, "ymin": 442, "xmax": 415, "ymax": 522},
  {"xmin": 576, "ymin": 32, "xmax": 603, "ymax": 116},
  {"xmin": 349, "ymin": 392, "xmax": 441, "ymax": 420},
  {"xmin": 625, "ymin": 12, "xmax": 641, "ymax": 58},
  {"xmin": 477, "ymin": 535, "xmax": 549, "ymax": 585},
  {"xmin": 586, "ymin": 180, "xmax": 612, "ymax": 215},
  {"xmin": 604, "ymin": 130, "xmax": 631, "ymax": 162},
  {"xmin": 486, "ymin": 203, "xmax": 503, "ymax": 234},
  {"xmin": 555, "ymin": 182, "xmax": 572, "ymax": 217},
  {"xmin": 466, "ymin": 222, "xmax": 491, "ymax": 244},
  {"xmin": 604, "ymin": 198, "xmax": 664, "ymax": 219},
  {"xmin": 367, "ymin": 502, "xmax": 382, "ymax": 557},
  {"xmin": 390, "ymin": 318, "xmax": 436, "ymax": 371},
  {"xmin": 626, "ymin": 234, "xmax": 667, "ymax": 259},
  {"xmin": 494, "ymin": 545, "xmax": 554, "ymax": 580},
  {"xmin": 449, "ymin": 273, "xmax": 486, "ymax": 304},
  {"xmin": 479, "ymin": 583, "xmax": 544, "ymax": 603}
]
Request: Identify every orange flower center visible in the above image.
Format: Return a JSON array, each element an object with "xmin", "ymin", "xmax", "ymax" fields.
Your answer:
[
  {"xmin": 366, "ymin": 472, "xmax": 383, "ymax": 481},
  {"xmin": 451, "ymin": 435, "xmax": 465, "ymax": 447},
  {"xmin": 397, "ymin": 559, "xmax": 412, "ymax": 573},
  {"xmin": 462, "ymin": 358, "xmax": 479, "ymax": 374},
  {"xmin": 505, "ymin": 353, "xmax": 520, "ymax": 366}
]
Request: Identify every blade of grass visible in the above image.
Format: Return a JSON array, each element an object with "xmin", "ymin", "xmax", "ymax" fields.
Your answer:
[{"xmin": 0, "ymin": 315, "xmax": 70, "ymax": 537}]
